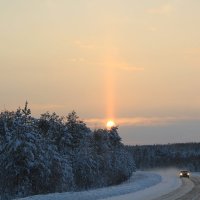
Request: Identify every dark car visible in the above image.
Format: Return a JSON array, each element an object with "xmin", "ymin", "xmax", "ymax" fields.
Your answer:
[{"xmin": 179, "ymin": 170, "xmax": 190, "ymax": 178}]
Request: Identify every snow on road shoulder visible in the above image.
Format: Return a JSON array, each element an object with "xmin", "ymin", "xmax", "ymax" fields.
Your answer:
[
  {"xmin": 192, "ymin": 172, "xmax": 200, "ymax": 176},
  {"xmin": 105, "ymin": 168, "xmax": 182, "ymax": 200},
  {"xmin": 17, "ymin": 171, "xmax": 161, "ymax": 200}
]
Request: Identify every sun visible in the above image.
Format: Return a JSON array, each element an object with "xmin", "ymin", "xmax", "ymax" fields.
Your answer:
[{"xmin": 106, "ymin": 120, "xmax": 115, "ymax": 129}]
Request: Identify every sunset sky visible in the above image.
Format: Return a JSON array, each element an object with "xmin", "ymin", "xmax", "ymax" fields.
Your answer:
[{"xmin": 1, "ymin": 0, "xmax": 200, "ymax": 144}]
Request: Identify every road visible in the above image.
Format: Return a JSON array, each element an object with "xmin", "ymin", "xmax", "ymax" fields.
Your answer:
[{"xmin": 153, "ymin": 176, "xmax": 200, "ymax": 200}]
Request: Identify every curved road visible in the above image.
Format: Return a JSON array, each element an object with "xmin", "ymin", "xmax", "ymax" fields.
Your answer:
[{"xmin": 154, "ymin": 176, "xmax": 200, "ymax": 200}]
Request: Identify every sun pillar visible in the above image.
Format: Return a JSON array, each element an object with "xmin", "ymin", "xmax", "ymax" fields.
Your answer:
[{"xmin": 104, "ymin": 55, "xmax": 117, "ymax": 125}]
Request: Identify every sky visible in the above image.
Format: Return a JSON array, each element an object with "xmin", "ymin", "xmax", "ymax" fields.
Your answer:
[{"xmin": 1, "ymin": 0, "xmax": 200, "ymax": 145}]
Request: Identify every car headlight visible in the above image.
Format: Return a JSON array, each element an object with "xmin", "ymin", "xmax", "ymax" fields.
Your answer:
[
  {"xmin": 187, "ymin": 173, "xmax": 190, "ymax": 176},
  {"xmin": 180, "ymin": 173, "xmax": 183, "ymax": 176}
]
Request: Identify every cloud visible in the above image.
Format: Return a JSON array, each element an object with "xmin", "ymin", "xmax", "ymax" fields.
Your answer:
[
  {"xmin": 148, "ymin": 26, "xmax": 158, "ymax": 32},
  {"xmin": 104, "ymin": 62, "xmax": 144, "ymax": 72},
  {"xmin": 84, "ymin": 116, "xmax": 200, "ymax": 129},
  {"xmin": 74, "ymin": 40, "xmax": 95, "ymax": 49},
  {"xmin": 84, "ymin": 118, "xmax": 107, "ymax": 129},
  {"xmin": 147, "ymin": 4, "xmax": 174, "ymax": 15},
  {"xmin": 66, "ymin": 59, "xmax": 145, "ymax": 72},
  {"xmin": 118, "ymin": 66, "xmax": 144, "ymax": 72},
  {"xmin": 67, "ymin": 57, "xmax": 86, "ymax": 63},
  {"xmin": 31, "ymin": 104, "xmax": 65, "ymax": 111}
]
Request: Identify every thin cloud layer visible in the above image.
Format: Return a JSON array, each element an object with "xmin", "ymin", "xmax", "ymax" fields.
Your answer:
[
  {"xmin": 147, "ymin": 4, "xmax": 174, "ymax": 15},
  {"xmin": 31, "ymin": 104, "xmax": 65, "ymax": 111},
  {"xmin": 118, "ymin": 66, "xmax": 144, "ymax": 72},
  {"xmin": 84, "ymin": 116, "xmax": 200, "ymax": 129}
]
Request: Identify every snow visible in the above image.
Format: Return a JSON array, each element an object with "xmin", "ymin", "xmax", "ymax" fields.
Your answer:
[
  {"xmin": 105, "ymin": 168, "xmax": 182, "ymax": 200},
  {"xmin": 17, "ymin": 169, "xmax": 181, "ymax": 200},
  {"xmin": 193, "ymin": 172, "xmax": 200, "ymax": 176}
]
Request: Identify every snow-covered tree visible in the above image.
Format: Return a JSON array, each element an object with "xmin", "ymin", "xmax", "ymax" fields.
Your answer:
[
  {"xmin": 0, "ymin": 105, "xmax": 136, "ymax": 200},
  {"xmin": 127, "ymin": 143, "xmax": 200, "ymax": 171}
]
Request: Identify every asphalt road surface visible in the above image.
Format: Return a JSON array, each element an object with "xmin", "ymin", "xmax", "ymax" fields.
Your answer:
[{"xmin": 153, "ymin": 176, "xmax": 200, "ymax": 200}]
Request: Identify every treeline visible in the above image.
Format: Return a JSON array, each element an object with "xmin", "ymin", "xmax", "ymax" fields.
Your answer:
[
  {"xmin": 0, "ymin": 103, "xmax": 135, "ymax": 200},
  {"xmin": 126, "ymin": 143, "xmax": 200, "ymax": 171}
]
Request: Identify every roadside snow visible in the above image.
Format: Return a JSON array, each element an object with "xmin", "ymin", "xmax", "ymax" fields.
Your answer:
[
  {"xmin": 17, "ymin": 171, "xmax": 161, "ymax": 200},
  {"xmin": 17, "ymin": 169, "xmax": 182, "ymax": 200},
  {"xmin": 192, "ymin": 172, "xmax": 200, "ymax": 176},
  {"xmin": 105, "ymin": 168, "xmax": 182, "ymax": 200}
]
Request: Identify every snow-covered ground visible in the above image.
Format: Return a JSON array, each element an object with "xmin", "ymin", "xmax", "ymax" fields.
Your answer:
[
  {"xmin": 105, "ymin": 168, "xmax": 182, "ymax": 200},
  {"xmin": 192, "ymin": 172, "xmax": 200, "ymax": 176},
  {"xmin": 17, "ymin": 169, "xmax": 181, "ymax": 200}
]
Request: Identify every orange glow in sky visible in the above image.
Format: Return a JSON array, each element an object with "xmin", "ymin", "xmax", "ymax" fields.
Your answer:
[
  {"xmin": 1, "ymin": 1, "xmax": 200, "ymax": 144},
  {"xmin": 105, "ymin": 64, "xmax": 115, "ymax": 120}
]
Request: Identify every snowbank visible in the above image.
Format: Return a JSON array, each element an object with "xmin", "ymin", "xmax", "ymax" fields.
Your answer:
[
  {"xmin": 17, "ymin": 171, "xmax": 161, "ymax": 200},
  {"xmin": 17, "ymin": 169, "xmax": 182, "ymax": 200},
  {"xmin": 106, "ymin": 168, "xmax": 181, "ymax": 200}
]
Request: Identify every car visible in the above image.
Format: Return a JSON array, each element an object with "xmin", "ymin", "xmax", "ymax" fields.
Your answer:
[{"xmin": 179, "ymin": 170, "xmax": 190, "ymax": 178}]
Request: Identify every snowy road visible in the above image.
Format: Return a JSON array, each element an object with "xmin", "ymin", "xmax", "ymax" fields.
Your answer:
[
  {"xmin": 153, "ymin": 176, "xmax": 200, "ymax": 200},
  {"xmin": 18, "ymin": 169, "xmax": 200, "ymax": 200},
  {"xmin": 110, "ymin": 173, "xmax": 200, "ymax": 200},
  {"xmin": 103, "ymin": 169, "xmax": 182, "ymax": 200}
]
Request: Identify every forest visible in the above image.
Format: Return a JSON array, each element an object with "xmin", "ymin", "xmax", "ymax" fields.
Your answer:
[
  {"xmin": 0, "ymin": 103, "xmax": 135, "ymax": 200},
  {"xmin": 127, "ymin": 143, "xmax": 200, "ymax": 171}
]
